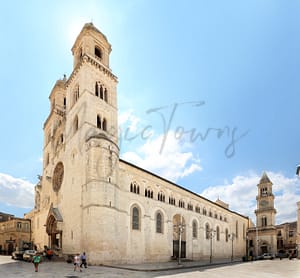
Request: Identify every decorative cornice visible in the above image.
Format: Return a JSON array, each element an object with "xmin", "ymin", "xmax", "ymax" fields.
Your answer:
[{"xmin": 66, "ymin": 53, "xmax": 118, "ymax": 89}]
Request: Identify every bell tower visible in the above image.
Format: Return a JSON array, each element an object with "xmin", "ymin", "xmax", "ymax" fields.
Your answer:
[
  {"xmin": 61, "ymin": 23, "xmax": 121, "ymax": 261},
  {"xmin": 255, "ymin": 172, "xmax": 277, "ymax": 227}
]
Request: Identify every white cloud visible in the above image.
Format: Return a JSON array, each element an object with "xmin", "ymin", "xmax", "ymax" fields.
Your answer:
[
  {"xmin": 201, "ymin": 171, "xmax": 300, "ymax": 225},
  {"xmin": 121, "ymin": 130, "xmax": 202, "ymax": 182},
  {"xmin": 0, "ymin": 173, "xmax": 35, "ymax": 208},
  {"xmin": 118, "ymin": 109, "xmax": 141, "ymax": 133}
]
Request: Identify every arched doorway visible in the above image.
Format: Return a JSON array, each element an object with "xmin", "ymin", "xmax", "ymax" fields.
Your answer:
[
  {"xmin": 173, "ymin": 214, "xmax": 186, "ymax": 258},
  {"xmin": 46, "ymin": 207, "xmax": 63, "ymax": 250},
  {"xmin": 260, "ymin": 241, "xmax": 269, "ymax": 254}
]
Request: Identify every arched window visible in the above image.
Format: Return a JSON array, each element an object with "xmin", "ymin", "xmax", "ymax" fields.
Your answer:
[
  {"xmin": 73, "ymin": 116, "xmax": 78, "ymax": 133},
  {"xmin": 97, "ymin": 115, "xmax": 102, "ymax": 129},
  {"xmin": 203, "ymin": 208, "xmax": 207, "ymax": 215},
  {"xmin": 130, "ymin": 182, "xmax": 139, "ymax": 194},
  {"xmin": 158, "ymin": 192, "xmax": 165, "ymax": 202},
  {"xmin": 216, "ymin": 226, "xmax": 220, "ymax": 241},
  {"xmin": 100, "ymin": 85, "xmax": 103, "ymax": 99},
  {"xmin": 95, "ymin": 82, "xmax": 99, "ymax": 97},
  {"xmin": 102, "ymin": 118, "xmax": 107, "ymax": 131},
  {"xmin": 205, "ymin": 223, "xmax": 210, "ymax": 239},
  {"xmin": 145, "ymin": 188, "xmax": 153, "ymax": 199},
  {"xmin": 262, "ymin": 216, "xmax": 267, "ymax": 227},
  {"xmin": 156, "ymin": 212, "xmax": 162, "ymax": 233},
  {"xmin": 132, "ymin": 206, "xmax": 140, "ymax": 230},
  {"xmin": 95, "ymin": 46, "xmax": 102, "ymax": 59},
  {"xmin": 236, "ymin": 221, "xmax": 239, "ymax": 239},
  {"xmin": 225, "ymin": 228, "xmax": 229, "ymax": 242},
  {"xmin": 192, "ymin": 220, "xmax": 197, "ymax": 238},
  {"xmin": 73, "ymin": 85, "xmax": 79, "ymax": 105},
  {"xmin": 104, "ymin": 88, "xmax": 108, "ymax": 102}
]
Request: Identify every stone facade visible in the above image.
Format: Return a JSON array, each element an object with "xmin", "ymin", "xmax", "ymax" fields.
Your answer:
[
  {"xmin": 0, "ymin": 217, "xmax": 31, "ymax": 255},
  {"xmin": 26, "ymin": 23, "xmax": 249, "ymax": 265},
  {"xmin": 247, "ymin": 173, "xmax": 298, "ymax": 258}
]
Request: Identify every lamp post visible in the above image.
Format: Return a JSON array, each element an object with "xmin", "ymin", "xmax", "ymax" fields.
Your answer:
[
  {"xmin": 174, "ymin": 215, "xmax": 185, "ymax": 265},
  {"xmin": 209, "ymin": 229, "xmax": 216, "ymax": 264},
  {"xmin": 229, "ymin": 233, "xmax": 235, "ymax": 262}
]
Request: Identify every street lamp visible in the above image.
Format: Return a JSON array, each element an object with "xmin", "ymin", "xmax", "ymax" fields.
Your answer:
[
  {"xmin": 229, "ymin": 233, "xmax": 235, "ymax": 262},
  {"xmin": 209, "ymin": 229, "xmax": 216, "ymax": 264},
  {"xmin": 173, "ymin": 215, "xmax": 185, "ymax": 265}
]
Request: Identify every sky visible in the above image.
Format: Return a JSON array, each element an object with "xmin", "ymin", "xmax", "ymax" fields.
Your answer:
[{"xmin": 0, "ymin": 0, "xmax": 300, "ymax": 225}]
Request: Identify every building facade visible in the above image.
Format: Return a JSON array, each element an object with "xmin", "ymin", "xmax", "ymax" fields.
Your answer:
[
  {"xmin": 0, "ymin": 215, "xmax": 31, "ymax": 255},
  {"xmin": 247, "ymin": 173, "xmax": 298, "ymax": 258},
  {"xmin": 26, "ymin": 23, "xmax": 249, "ymax": 265}
]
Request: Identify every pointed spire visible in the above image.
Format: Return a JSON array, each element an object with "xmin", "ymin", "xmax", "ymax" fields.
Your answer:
[{"xmin": 259, "ymin": 172, "xmax": 272, "ymax": 184}]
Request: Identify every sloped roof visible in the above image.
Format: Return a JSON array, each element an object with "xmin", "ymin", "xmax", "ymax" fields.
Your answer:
[{"xmin": 259, "ymin": 172, "xmax": 272, "ymax": 184}]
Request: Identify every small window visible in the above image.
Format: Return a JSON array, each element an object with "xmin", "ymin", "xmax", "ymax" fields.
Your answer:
[
  {"xmin": 156, "ymin": 212, "xmax": 162, "ymax": 233},
  {"xmin": 100, "ymin": 85, "xmax": 103, "ymax": 99},
  {"xmin": 97, "ymin": 115, "xmax": 102, "ymax": 129},
  {"xmin": 104, "ymin": 88, "xmax": 108, "ymax": 102},
  {"xmin": 95, "ymin": 82, "xmax": 99, "ymax": 97},
  {"xmin": 262, "ymin": 216, "xmax": 267, "ymax": 227},
  {"xmin": 132, "ymin": 206, "xmax": 140, "ymax": 230},
  {"xmin": 95, "ymin": 47, "xmax": 102, "ymax": 59},
  {"xmin": 205, "ymin": 223, "xmax": 210, "ymax": 239},
  {"xmin": 192, "ymin": 220, "xmax": 197, "ymax": 238},
  {"xmin": 216, "ymin": 226, "xmax": 220, "ymax": 241},
  {"xmin": 225, "ymin": 228, "xmax": 229, "ymax": 242},
  {"xmin": 102, "ymin": 118, "xmax": 107, "ymax": 131},
  {"xmin": 130, "ymin": 182, "xmax": 139, "ymax": 194}
]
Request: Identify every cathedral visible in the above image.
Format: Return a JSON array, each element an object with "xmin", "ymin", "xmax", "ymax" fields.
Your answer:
[{"xmin": 26, "ymin": 23, "xmax": 251, "ymax": 264}]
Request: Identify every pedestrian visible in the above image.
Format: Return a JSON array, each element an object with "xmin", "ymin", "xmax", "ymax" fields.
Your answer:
[
  {"xmin": 80, "ymin": 252, "xmax": 87, "ymax": 268},
  {"xmin": 46, "ymin": 248, "xmax": 53, "ymax": 260},
  {"xmin": 73, "ymin": 253, "xmax": 82, "ymax": 272},
  {"xmin": 32, "ymin": 252, "xmax": 41, "ymax": 272}
]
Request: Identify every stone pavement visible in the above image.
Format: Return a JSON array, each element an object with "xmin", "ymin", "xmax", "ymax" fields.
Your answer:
[
  {"xmin": 107, "ymin": 257, "xmax": 240, "ymax": 271},
  {"xmin": 1, "ymin": 255, "xmax": 300, "ymax": 278}
]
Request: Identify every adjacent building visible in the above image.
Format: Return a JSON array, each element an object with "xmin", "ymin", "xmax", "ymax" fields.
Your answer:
[
  {"xmin": 0, "ymin": 213, "xmax": 31, "ymax": 255},
  {"xmin": 25, "ymin": 23, "xmax": 250, "ymax": 265},
  {"xmin": 247, "ymin": 173, "xmax": 298, "ymax": 258}
]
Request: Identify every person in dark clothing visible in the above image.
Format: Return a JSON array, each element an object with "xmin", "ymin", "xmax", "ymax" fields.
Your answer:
[{"xmin": 80, "ymin": 252, "xmax": 87, "ymax": 268}]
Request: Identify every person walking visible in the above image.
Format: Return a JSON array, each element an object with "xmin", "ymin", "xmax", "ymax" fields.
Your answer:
[
  {"xmin": 80, "ymin": 252, "xmax": 87, "ymax": 268},
  {"xmin": 32, "ymin": 253, "xmax": 41, "ymax": 272},
  {"xmin": 73, "ymin": 254, "xmax": 82, "ymax": 272}
]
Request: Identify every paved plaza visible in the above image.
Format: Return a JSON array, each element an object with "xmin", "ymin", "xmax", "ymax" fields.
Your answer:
[{"xmin": 0, "ymin": 255, "xmax": 299, "ymax": 277}]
